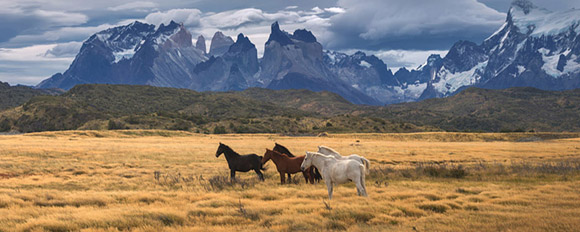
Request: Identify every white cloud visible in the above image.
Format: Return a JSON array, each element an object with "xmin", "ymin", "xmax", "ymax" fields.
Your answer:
[
  {"xmin": 8, "ymin": 24, "xmax": 114, "ymax": 46},
  {"xmin": 324, "ymin": 7, "xmax": 345, "ymax": 14},
  {"xmin": 0, "ymin": 44, "xmax": 74, "ymax": 85},
  {"xmin": 108, "ymin": 1, "xmax": 158, "ymax": 12},
  {"xmin": 0, "ymin": 44, "xmax": 71, "ymax": 61},
  {"xmin": 310, "ymin": 7, "xmax": 324, "ymax": 14},
  {"xmin": 44, "ymin": 41, "xmax": 83, "ymax": 57},
  {"xmin": 326, "ymin": 0, "xmax": 505, "ymax": 50},
  {"xmin": 145, "ymin": 9, "xmax": 202, "ymax": 27},
  {"xmin": 32, "ymin": 10, "xmax": 89, "ymax": 26},
  {"xmin": 200, "ymin": 8, "xmax": 301, "ymax": 29},
  {"xmin": 285, "ymin": 6, "xmax": 298, "ymax": 10},
  {"xmin": 375, "ymin": 50, "xmax": 449, "ymax": 71},
  {"xmin": 335, "ymin": 49, "xmax": 448, "ymax": 71}
]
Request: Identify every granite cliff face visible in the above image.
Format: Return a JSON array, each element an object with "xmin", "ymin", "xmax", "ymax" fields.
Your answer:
[{"xmin": 37, "ymin": 21, "xmax": 207, "ymax": 89}]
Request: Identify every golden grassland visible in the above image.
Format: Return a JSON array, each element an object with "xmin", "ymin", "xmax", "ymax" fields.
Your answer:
[{"xmin": 0, "ymin": 130, "xmax": 580, "ymax": 231}]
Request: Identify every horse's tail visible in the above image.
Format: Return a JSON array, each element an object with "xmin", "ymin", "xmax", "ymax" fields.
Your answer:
[
  {"xmin": 359, "ymin": 163, "xmax": 368, "ymax": 197},
  {"xmin": 360, "ymin": 157, "xmax": 371, "ymax": 174}
]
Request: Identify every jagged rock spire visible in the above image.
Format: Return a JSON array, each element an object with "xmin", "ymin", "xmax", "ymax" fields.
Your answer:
[{"xmin": 196, "ymin": 35, "xmax": 206, "ymax": 54}]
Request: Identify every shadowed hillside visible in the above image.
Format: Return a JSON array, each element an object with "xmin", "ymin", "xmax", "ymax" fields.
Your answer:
[
  {"xmin": 377, "ymin": 87, "xmax": 580, "ymax": 132},
  {"xmin": 0, "ymin": 84, "xmax": 429, "ymax": 133},
  {"xmin": 0, "ymin": 82, "xmax": 62, "ymax": 111},
  {"xmin": 2, "ymin": 84, "xmax": 580, "ymax": 133}
]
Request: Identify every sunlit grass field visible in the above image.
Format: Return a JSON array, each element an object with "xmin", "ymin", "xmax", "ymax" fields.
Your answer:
[{"xmin": 1, "ymin": 130, "xmax": 579, "ymax": 231}]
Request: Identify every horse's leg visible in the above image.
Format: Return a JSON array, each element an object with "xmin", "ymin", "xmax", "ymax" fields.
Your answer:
[
  {"xmin": 302, "ymin": 171, "xmax": 308, "ymax": 184},
  {"xmin": 230, "ymin": 169, "xmax": 236, "ymax": 183},
  {"xmin": 326, "ymin": 181, "xmax": 333, "ymax": 200},
  {"xmin": 279, "ymin": 172, "xmax": 285, "ymax": 184},
  {"xmin": 314, "ymin": 168, "xmax": 322, "ymax": 182},
  {"xmin": 308, "ymin": 168, "xmax": 315, "ymax": 184},
  {"xmin": 254, "ymin": 169, "xmax": 264, "ymax": 181},
  {"xmin": 287, "ymin": 173, "xmax": 292, "ymax": 183},
  {"xmin": 361, "ymin": 169, "xmax": 368, "ymax": 197}
]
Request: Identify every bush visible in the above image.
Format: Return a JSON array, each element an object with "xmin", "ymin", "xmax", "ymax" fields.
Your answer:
[
  {"xmin": 0, "ymin": 117, "xmax": 11, "ymax": 132},
  {"xmin": 213, "ymin": 125, "xmax": 227, "ymax": 134},
  {"xmin": 108, "ymin": 120, "xmax": 127, "ymax": 130},
  {"xmin": 418, "ymin": 164, "xmax": 468, "ymax": 178}
]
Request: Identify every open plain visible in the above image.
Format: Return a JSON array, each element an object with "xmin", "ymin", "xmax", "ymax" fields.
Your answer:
[{"xmin": 1, "ymin": 130, "xmax": 579, "ymax": 231}]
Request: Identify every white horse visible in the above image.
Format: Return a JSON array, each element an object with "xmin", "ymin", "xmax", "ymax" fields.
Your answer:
[
  {"xmin": 300, "ymin": 152, "xmax": 367, "ymax": 199},
  {"xmin": 317, "ymin": 145, "xmax": 371, "ymax": 174}
]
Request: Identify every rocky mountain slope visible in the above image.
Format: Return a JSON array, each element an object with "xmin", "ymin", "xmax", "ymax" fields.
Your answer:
[
  {"xmin": 35, "ymin": 1, "xmax": 580, "ymax": 105},
  {"xmin": 414, "ymin": 0, "xmax": 580, "ymax": 100}
]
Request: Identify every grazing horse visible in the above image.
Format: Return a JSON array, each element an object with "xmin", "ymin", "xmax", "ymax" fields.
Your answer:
[
  {"xmin": 215, "ymin": 143, "xmax": 265, "ymax": 182},
  {"xmin": 273, "ymin": 143, "xmax": 322, "ymax": 182},
  {"xmin": 261, "ymin": 149, "xmax": 315, "ymax": 184},
  {"xmin": 317, "ymin": 145, "xmax": 371, "ymax": 174},
  {"xmin": 301, "ymin": 152, "xmax": 367, "ymax": 199}
]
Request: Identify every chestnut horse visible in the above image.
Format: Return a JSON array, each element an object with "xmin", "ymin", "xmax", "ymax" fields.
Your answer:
[
  {"xmin": 261, "ymin": 149, "xmax": 315, "ymax": 184},
  {"xmin": 273, "ymin": 143, "xmax": 322, "ymax": 182}
]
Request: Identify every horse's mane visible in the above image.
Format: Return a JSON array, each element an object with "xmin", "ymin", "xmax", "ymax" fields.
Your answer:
[
  {"xmin": 307, "ymin": 151, "xmax": 335, "ymax": 159},
  {"xmin": 220, "ymin": 143, "xmax": 240, "ymax": 156},
  {"xmin": 268, "ymin": 149, "xmax": 290, "ymax": 158},
  {"xmin": 274, "ymin": 143, "xmax": 295, "ymax": 157},
  {"xmin": 318, "ymin": 145, "xmax": 340, "ymax": 155}
]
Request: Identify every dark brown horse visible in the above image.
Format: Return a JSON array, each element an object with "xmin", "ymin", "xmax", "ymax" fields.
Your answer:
[
  {"xmin": 261, "ymin": 149, "xmax": 315, "ymax": 184},
  {"xmin": 215, "ymin": 143, "xmax": 265, "ymax": 182},
  {"xmin": 273, "ymin": 143, "xmax": 322, "ymax": 182}
]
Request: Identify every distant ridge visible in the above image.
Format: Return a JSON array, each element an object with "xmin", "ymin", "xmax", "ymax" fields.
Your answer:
[{"xmin": 2, "ymin": 84, "xmax": 580, "ymax": 133}]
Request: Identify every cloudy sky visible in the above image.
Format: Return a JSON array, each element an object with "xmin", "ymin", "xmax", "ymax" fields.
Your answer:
[{"xmin": 1, "ymin": 0, "xmax": 578, "ymax": 86}]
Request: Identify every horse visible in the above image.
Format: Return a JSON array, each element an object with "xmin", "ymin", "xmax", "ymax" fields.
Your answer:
[
  {"xmin": 215, "ymin": 142, "xmax": 265, "ymax": 182},
  {"xmin": 317, "ymin": 145, "xmax": 371, "ymax": 174},
  {"xmin": 273, "ymin": 143, "xmax": 322, "ymax": 182},
  {"xmin": 261, "ymin": 149, "xmax": 315, "ymax": 184},
  {"xmin": 301, "ymin": 151, "xmax": 367, "ymax": 199}
]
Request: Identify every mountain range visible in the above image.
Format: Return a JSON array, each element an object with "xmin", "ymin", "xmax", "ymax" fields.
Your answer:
[{"xmin": 36, "ymin": 0, "xmax": 580, "ymax": 105}]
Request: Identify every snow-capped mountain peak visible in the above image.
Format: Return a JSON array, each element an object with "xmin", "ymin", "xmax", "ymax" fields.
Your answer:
[{"xmin": 509, "ymin": 0, "xmax": 580, "ymax": 37}]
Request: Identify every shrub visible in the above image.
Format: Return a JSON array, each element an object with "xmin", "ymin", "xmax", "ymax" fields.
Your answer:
[
  {"xmin": 213, "ymin": 126, "xmax": 227, "ymax": 134},
  {"xmin": 108, "ymin": 120, "xmax": 127, "ymax": 130}
]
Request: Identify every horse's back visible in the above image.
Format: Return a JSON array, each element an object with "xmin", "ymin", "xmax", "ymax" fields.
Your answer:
[{"xmin": 328, "ymin": 159, "xmax": 362, "ymax": 183}]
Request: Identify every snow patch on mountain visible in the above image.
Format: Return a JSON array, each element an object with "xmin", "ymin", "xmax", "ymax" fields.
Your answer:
[
  {"xmin": 393, "ymin": 82, "xmax": 428, "ymax": 101},
  {"xmin": 517, "ymin": 65, "xmax": 526, "ymax": 76},
  {"xmin": 359, "ymin": 60, "xmax": 372, "ymax": 68},
  {"xmin": 433, "ymin": 61, "xmax": 487, "ymax": 94},
  {"xmin": 539, "ymin": 48, "xmax": 580, "ymax": 77},
  {"xmin": 113, "ymin": 46, "xmax": 138, "ymax": 63}
]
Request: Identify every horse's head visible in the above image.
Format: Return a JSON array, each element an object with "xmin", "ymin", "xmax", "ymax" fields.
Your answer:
[
  {"xmin": 301, "ymin": 152, "xmax": 314, "ymax": 171},
  {"xmin": 262, "ymin": 149, "xmax": 273, "ymax": 164},
  {"xmin": 215, "ymin": 142, "xmax": 226, "ymax": 158},
  {"xmin": 273, "ymin": 143, "xmax": 281, "ymax": 151}
]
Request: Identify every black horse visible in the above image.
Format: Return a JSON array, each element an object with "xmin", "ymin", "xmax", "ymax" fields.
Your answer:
[
  {"xmin": 273, "ymin": 143, "xmax": 322, "ymax": 183},
  {"xmin": 215, "ymin": 142, "xmax": 265, "ymax": 182}
]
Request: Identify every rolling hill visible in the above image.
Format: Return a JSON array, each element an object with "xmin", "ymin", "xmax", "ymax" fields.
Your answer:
[
  {"xmin": 0, "ymin": 84, "xmax": 429, "ymax": 133},
  {"xmin": 378, "ymin": 87, "xmax": 580, "ymax": 132},
  {"xmin": 2, "ymin": 84, "xmax": 580, "ymax": 133}
]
